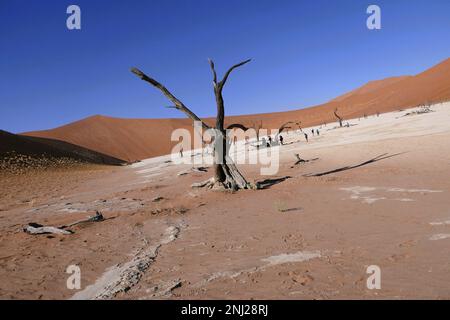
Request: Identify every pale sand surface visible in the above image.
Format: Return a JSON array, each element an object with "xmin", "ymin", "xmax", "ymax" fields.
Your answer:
[{"xmin": 1, "ymin": 102, "xmax": 450, "ymax": 299}]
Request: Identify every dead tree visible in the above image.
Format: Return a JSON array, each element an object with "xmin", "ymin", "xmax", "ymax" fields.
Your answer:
[
  {"xmin": 334, "ymin": 108, "xmax": 343, "ymax": 127},
  {"xmin": 274, "ymin": 121, "xmax": 295, "ymax": 142},
  {"xmin": 279, "ymin": 121, "xmax": 294, "ymax": 133},
  {"xmin": 249, "ymin": 120, "xmax": 263, "ymax": 143},
  {"xmin": 131, "ymin": 59, "xmax": 253, "ymax": 190}
]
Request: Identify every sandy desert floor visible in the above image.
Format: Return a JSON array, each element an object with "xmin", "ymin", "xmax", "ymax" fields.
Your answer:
[{"xmin": 1, "ymin": 102, "xmax": 450, "ymax": 300}]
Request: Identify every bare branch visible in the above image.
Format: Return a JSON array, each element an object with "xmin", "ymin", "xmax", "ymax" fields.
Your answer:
[
  {"xmin": 226, "ymin": 123, "xmax": 249, "ymax": 131},
  {"xmin": 334, "ymin": 108, "xmax": 342, "ymax": 121},
  {"xmin": 208, "ymin": 59, "xmax": 218, "ymax": 86},
  {"xmin": 219, "ymin": 59, "xmax": 251, "ymax": 89},
  {"xmin": 274, "ymin": 121, "xmax": 295, "ymax": 141},
  {"xmin": 279, "ymin": 121, "xmax": 296, "ymax": 133},
  {"xmin": 131, "ymin": 68, "xmax": 210, "ymax": 130}
]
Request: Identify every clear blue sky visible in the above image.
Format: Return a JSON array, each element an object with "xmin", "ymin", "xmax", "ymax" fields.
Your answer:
[{"xmin": 1, "ymin": 0, "xmax": 449, "ymax": 133}]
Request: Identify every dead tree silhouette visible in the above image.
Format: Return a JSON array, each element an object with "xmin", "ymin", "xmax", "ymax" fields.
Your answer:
[
  {"xmin": 131, "ymin": 59, "xmax": 254, "ymax": 190},
  {"xmin": 334, "ymin": 108, "xmax": 343, "ymax": 127},
  {"xmin": 274, "ymin": 121, "xmax": 299, "ymax": 142},
  {"xmin": 249, "ymin": 120, "xmax": 263, "ymax": 144}
]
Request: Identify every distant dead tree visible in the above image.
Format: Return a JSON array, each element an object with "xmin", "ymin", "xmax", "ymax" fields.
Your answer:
[
  {"xmin": 274, "ymin": 121, "xmax": 298, "ymax": 142},
  {"xmin": 334, "ymin": 108, "xmax": 343, "ymax": 127},
  {"xmin": 279, "ymin": 121, "xmax": 295, "ymax": 133},
  {"xmin": 131, "ymin": 59, "xmax": 253, "ymax": 190},
  {"xmin": 226, "ymin": 123, "xmax": 248, "ymax": 150},
  {"xmin": 249, "ymin": 120, "xmax": 263, "ymax": 143}
]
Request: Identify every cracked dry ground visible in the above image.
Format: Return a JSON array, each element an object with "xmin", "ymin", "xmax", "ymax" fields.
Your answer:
[{"xmin": 1, "ymin": 131, "xmax": 450, "ymax": 299}]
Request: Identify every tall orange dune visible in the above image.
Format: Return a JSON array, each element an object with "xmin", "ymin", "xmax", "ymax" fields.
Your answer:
[{"xmin": 23, "ymin": 58, "xmax": 450, "ymax": 162}]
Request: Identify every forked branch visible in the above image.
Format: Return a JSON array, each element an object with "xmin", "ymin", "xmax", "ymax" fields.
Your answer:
[
  {"xmin": 208, "ymin": 59, "xmax": 252, "ymax": 91},
  {"xmin": 219, "ymin": 59, "xmax": 252, "ymax": 89}
]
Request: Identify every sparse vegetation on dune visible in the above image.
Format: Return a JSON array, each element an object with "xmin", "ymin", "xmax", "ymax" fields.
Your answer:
[{"xmin": 0, "ymin": 152, "xmax": 85, "ymax": 175}]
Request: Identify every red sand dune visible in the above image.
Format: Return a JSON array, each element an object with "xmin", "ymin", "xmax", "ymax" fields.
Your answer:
[
  {"xmin": 329, "ymin": 76, "xmax": 411, "ymax": 103},
  {"xmin": 23, "ymin": 58, "xmax": 450, "ymax": 162}
]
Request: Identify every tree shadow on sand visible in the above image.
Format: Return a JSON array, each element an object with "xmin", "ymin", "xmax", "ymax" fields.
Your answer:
[
  {"xmin": 303, "ymin": 152, "xmax": 406, "ymax": 177},
  {"xmin": 256, "ymin": 176, "xmax": 291, "ymax": 189}
]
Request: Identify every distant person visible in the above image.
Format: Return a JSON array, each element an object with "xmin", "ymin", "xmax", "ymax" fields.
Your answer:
[
  {"xmin": 311, "ymin": 129, "xmax": 315, "ymax": 136},
  {"xmin": 304, "ymin": 133, "xmax": 308, "ymax": 142},
  {"xmin": 316, "ymin": 129, "xmax": 320, "ymax": 136},
  {"xmin": 268, "ymin": 136, "xmax": 272, "ymax": 145},
  {"xmin": 180, "ymin": 147, "xmax": 183, "ymax": 158},
  {"xmin": 279, "ymin": 135, "xmax": 284, "ymax": 145}
]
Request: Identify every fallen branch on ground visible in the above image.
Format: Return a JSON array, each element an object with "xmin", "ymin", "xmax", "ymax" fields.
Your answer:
[
  {"xmin": 291, "ymin": 154, "xmax": 319, "ymax": 167},
  {"xmin": 61, "ymin": 211, "xmax": 105, "ymax": 228},
  {"xmin": 24, "ymin": 211, "xmax": 105, "ymax": 235},
  {"xmin": 23, "ymin": 223, "xmax": 73, "ymax": 235}
]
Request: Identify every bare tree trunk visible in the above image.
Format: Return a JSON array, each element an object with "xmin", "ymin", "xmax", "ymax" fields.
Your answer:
[{"xmin": 208, "ymin": 59, "xmax": 251, "ymax": 190}]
